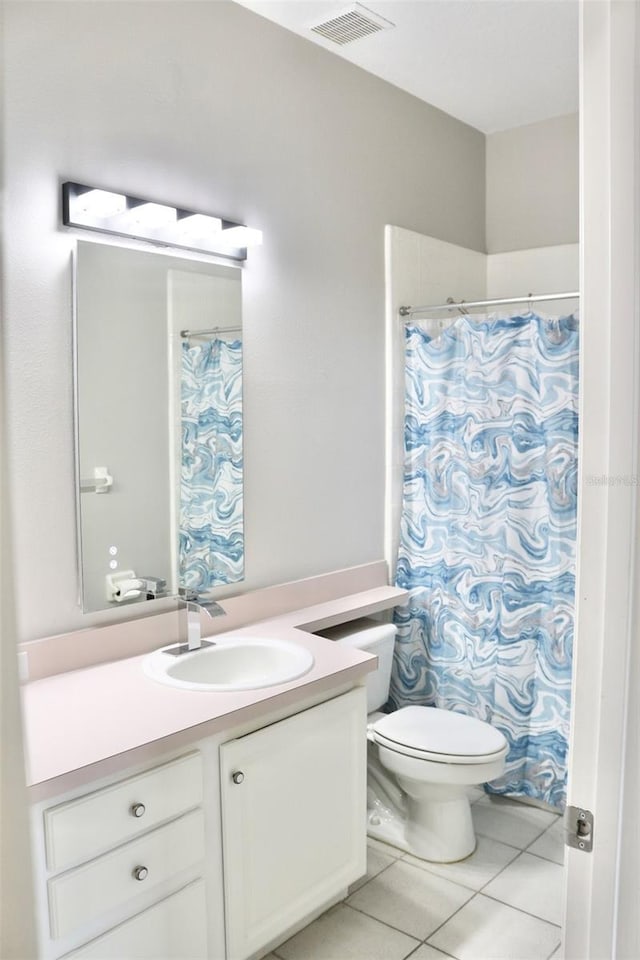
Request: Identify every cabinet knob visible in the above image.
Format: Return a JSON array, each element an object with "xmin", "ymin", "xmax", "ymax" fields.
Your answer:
[
  {"xmin": 232, "ymin": 771, "xmax": 245, "ymax": 785},
  {"xmin": 130, "ymin": 802, "xmax": 146, "ymax": 818},
  {"xmin": 133, "ymin": 865, "xmax": 149, "ymax": 881}
]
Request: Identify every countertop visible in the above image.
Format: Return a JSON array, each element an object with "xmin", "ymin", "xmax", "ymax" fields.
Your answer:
[{"xmin": 22, "ymin": 585, "xmax": 407, "ymax": 798}]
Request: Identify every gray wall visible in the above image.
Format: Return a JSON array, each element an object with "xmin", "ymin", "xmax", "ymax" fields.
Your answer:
[
  {"xmin": 2, "ymin": 1, "xmax": 485, "ymax": 642},
  {"xmin": 0, "ymin": 1, "xmax": 37, "ymax": 943},
  {"xmin": 486, "ymin": 113, "xmax": 579, "ymax": 253}
]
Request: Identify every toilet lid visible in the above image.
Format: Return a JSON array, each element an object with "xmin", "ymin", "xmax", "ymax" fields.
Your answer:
[{"xmin": 372, "ymin": 706, "xmax": 507, "ymax": 762}]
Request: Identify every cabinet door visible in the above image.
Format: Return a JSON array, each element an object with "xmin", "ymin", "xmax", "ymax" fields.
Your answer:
[
  {"xmin": 220, "ymin": 687, "xmax": 367, "ymax": 960},
  {"xmin": 61, "ymin": 880, "xmax": 207, "ymax": 959}
]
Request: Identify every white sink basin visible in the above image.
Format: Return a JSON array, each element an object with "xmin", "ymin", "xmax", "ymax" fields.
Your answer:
[{"xmin": 143, "ymin": 636, "xmax": 314, "ymax": 692}]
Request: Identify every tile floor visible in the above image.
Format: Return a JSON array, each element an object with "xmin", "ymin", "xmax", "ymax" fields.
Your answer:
[{"xmin": 265, "ymin": 794, "xmax": 564, "ymax": 960}]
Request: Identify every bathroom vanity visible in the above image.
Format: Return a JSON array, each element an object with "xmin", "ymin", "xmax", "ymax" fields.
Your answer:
[
  {"xmin": 30, "ymin": 688, "xmax": 365, "ymax": 960},
  {"xmin": 22, "ymin": 568, "xmax": 406, "ymax": 960}
]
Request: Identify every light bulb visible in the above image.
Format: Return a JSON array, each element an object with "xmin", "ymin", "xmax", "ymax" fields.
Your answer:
[
  {"xmin": 119, "ymin": 202, "xmax": 177, "ymax": 228},
  {"xmin": 76, "ymin": 189, "xmax": 127, "ymax": 219},
  {"xmin": 176, "ymin": 213, "xmax": 223, "ymax": 237},
  {"xmin": 219, "ymin": 225, "xmax": 263, "ymax": 248}
]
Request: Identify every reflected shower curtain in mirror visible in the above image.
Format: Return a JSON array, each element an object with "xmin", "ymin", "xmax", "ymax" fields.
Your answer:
[
  {"xmin": 391, "ymin": 313, "xmax": 579, "ymax": 809},
  {"xmin": 180, "ymin": 337, "xmax": 243, "ymax": 588}
]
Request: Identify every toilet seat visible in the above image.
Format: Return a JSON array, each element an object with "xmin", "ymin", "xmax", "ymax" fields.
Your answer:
[{"xmin": 372, "ymin": 706, "xmax": 508, "ymax": 765}]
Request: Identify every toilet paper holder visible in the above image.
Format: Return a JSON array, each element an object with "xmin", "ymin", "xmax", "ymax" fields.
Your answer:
[
  {"xmin": 106, "ymin": 571, "xmax": 167, "ymax": 604},
  {"xmin": 106, "ymin": 570, "xmax": 142, "ymax": 603}
]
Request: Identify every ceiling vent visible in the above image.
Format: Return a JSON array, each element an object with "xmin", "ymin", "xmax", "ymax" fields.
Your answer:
[{"xmin": 311, "ymin": 4, "xmax": 395, "ymax": 46}]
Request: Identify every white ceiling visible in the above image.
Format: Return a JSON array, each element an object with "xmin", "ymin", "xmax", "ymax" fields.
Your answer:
[{"xmin": 234, "ymin": 0, "xmax": 579, "ymax": 134}]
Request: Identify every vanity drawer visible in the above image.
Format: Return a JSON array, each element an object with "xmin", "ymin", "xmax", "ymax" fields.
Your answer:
[
  {"xmin": 48, "ymin": 809, "xmax": 205, "ymax": 940},
  {"xmin": 44, "ymin": 752, "xmax": 202, "ymax": 871},
  {"xmin": 61, "ymin": 880, "xmax": 208, "ymax": 959}
]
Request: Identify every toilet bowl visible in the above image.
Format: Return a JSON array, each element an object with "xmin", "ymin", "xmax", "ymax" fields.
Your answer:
[
  {"xmin": 318, "ymin": 618, "xmax": 508, "ymax": 863},
  {"xmin": 370, "ymin": 704, "xmax": 507, "ymax": 861}
]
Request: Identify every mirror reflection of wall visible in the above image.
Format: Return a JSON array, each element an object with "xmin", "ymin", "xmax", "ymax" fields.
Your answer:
[{"xmin": 75, "ymin": 241, "xmax": 243, "ymax": 614}]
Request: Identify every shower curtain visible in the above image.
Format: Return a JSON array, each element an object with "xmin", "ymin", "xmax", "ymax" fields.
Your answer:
[
  {"xmin": 180, "ymin": 336, "xmax": 243, "ymax": 589},
  {"xmin": 391, "ymin": 312, "xmax": 579, "ymax": 809}
]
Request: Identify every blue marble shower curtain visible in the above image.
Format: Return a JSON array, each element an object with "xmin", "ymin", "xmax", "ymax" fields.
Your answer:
[
  {"xmin": 180, "ymin": 337, "xmax": 243, "ymax": 589},
  {"xmin": 391, "ymin": 313, "xmax": 579, "ymax": 809}
]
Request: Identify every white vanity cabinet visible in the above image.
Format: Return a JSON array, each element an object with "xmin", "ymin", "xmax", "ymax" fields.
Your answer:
[
  {"xmin": 31, "ymin": 686, "xmax": 368, "ymax": 960},
  {"xmin": 61, "ymin": 881, "xmax": 208, "ymax": 960},
  {"xmin": 220, "ymin": 687, "xmax": 367, "ymax": 960},
  {"xmin": 33, "ymin": 752, "xmax": 209, "ymax": 960}
]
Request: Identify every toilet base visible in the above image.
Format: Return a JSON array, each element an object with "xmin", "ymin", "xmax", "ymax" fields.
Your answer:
[
  {"xmin": 366, "ymin": 746, "xmax": 479, "ymax": 862},
  {"xmin": 405, "ymin": 791, "xmax": 476, "ymax": 862},
  {"xmin": 367, "ymin": 798, "xmax": 411, "ymax": 854},
  {"xmin": 366, "ymin": 792, "xmax": 477, "ymax": 863}
]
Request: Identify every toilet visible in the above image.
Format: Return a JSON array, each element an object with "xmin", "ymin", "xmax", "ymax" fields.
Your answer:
[{"xmin": 319, "ymin": 618, "xmax": 508, "ymax": 863}]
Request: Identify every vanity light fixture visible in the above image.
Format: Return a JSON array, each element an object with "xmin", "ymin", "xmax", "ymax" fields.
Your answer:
[
  {"xmin": 174, "ymin": 212, "xmax": 224, "ymax": 239},
  {"xmin": 62, "ymin": 182, "xmax": 262, "ymax": 261},
  {"xmin": 217, "ymin": 225, "xmax": 264, "ymax": 249},
  {"xmin": 118, "ymin": 201, "xmax": 178, "ymax": 229},
  {"xmin": 74, "ymin": 188, "xmax": 128, "ymax": 219}
]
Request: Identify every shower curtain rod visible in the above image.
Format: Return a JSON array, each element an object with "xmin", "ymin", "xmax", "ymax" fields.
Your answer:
[
  {"xmin": 398, "ymin": 291, "xmax": 580, "ymax": 318},
  {"xmin": 180, "ymin": 325, "xmax": 242, "ymax": 339}
]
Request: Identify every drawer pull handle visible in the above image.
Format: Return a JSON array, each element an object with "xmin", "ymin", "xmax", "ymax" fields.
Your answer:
[
  {"xmin": 133, "ymin": 865, "xmax": 149, "ymax": 882},
  {"xmin": 130, "ymin": 802, "xmax": 146, "ymax": 818},
  {"xmin": 232, "ymin": 771, "xmax": 245, "ymax": 785}
]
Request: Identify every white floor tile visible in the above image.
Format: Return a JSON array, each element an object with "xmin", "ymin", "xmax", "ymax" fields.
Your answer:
[
  {"xmin": 403, "ymin": 834, "xmax": 521, "ymax": 891},
  {"xmin": 527, "ymin": 817, "xmax": 565, "ymax": 865},
  {"xmin": 469, "ymin": 786, "xmax": 486, "ymax": 804},
  {"xmin": 428, "ymin": 894, "xmax": 561, "ymax": 960},
  {"xmin": 276, "ymin": 903, "xmax": 419, "ymax": 960},
  {"xmin": 483, "ymin": 852, "xmax": 565, "ymax": 925},
  {"xmin": 473, "ymin": 796, "xmax": 557, "ymax": 849},
  {"xmin": 408, "ymin": 945, "xmax": 455, "ymax": 960},
  {"xmin": 349, "ymin": 842, "xmax": 396, "ymax": 893},
  {"xmin": 346, "ymin": 859, "xmax": 473, "ymax": 940},
  {"xmin": 367, "ymin": 835, "xmax": 405, "ymax": 859}
]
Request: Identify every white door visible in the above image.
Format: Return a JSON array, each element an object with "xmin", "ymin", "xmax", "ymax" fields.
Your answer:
[
  {"xmin": 564, "ymin": 3, "xmax": 640, "ymax": 958},
  {"xmin": 220, "ymin": 688, "xmax": 367, "ymax": 960}
]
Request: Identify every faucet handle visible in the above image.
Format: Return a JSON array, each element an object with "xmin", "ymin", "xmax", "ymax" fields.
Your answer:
[
  {"xmin": 178, "ymin": 587, "xmax": 226, "ymax": 618},
  {"xmin": 196, "ymin": 597, "xmax": 227, "ymax": 618}
]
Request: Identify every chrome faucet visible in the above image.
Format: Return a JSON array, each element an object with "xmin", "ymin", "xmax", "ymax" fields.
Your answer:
[{"xmin": 178, "ymin": 588, "xmax": 226, "ymax": 652}]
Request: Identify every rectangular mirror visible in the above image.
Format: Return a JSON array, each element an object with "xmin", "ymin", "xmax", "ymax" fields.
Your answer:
[{"xmin": 74, "ymin": 241, "xmax": 243, "ymax": 613}]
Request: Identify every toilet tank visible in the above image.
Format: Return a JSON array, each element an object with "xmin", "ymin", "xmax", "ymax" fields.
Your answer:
[{"xmin": 315, "ymin": 617, "xmax": 397, "ymax": 712}]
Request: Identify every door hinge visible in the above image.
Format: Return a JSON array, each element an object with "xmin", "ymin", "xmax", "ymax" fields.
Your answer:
[{"xmin": 565, "ymin": 805, "xmax": 594, "ymax": 852}]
